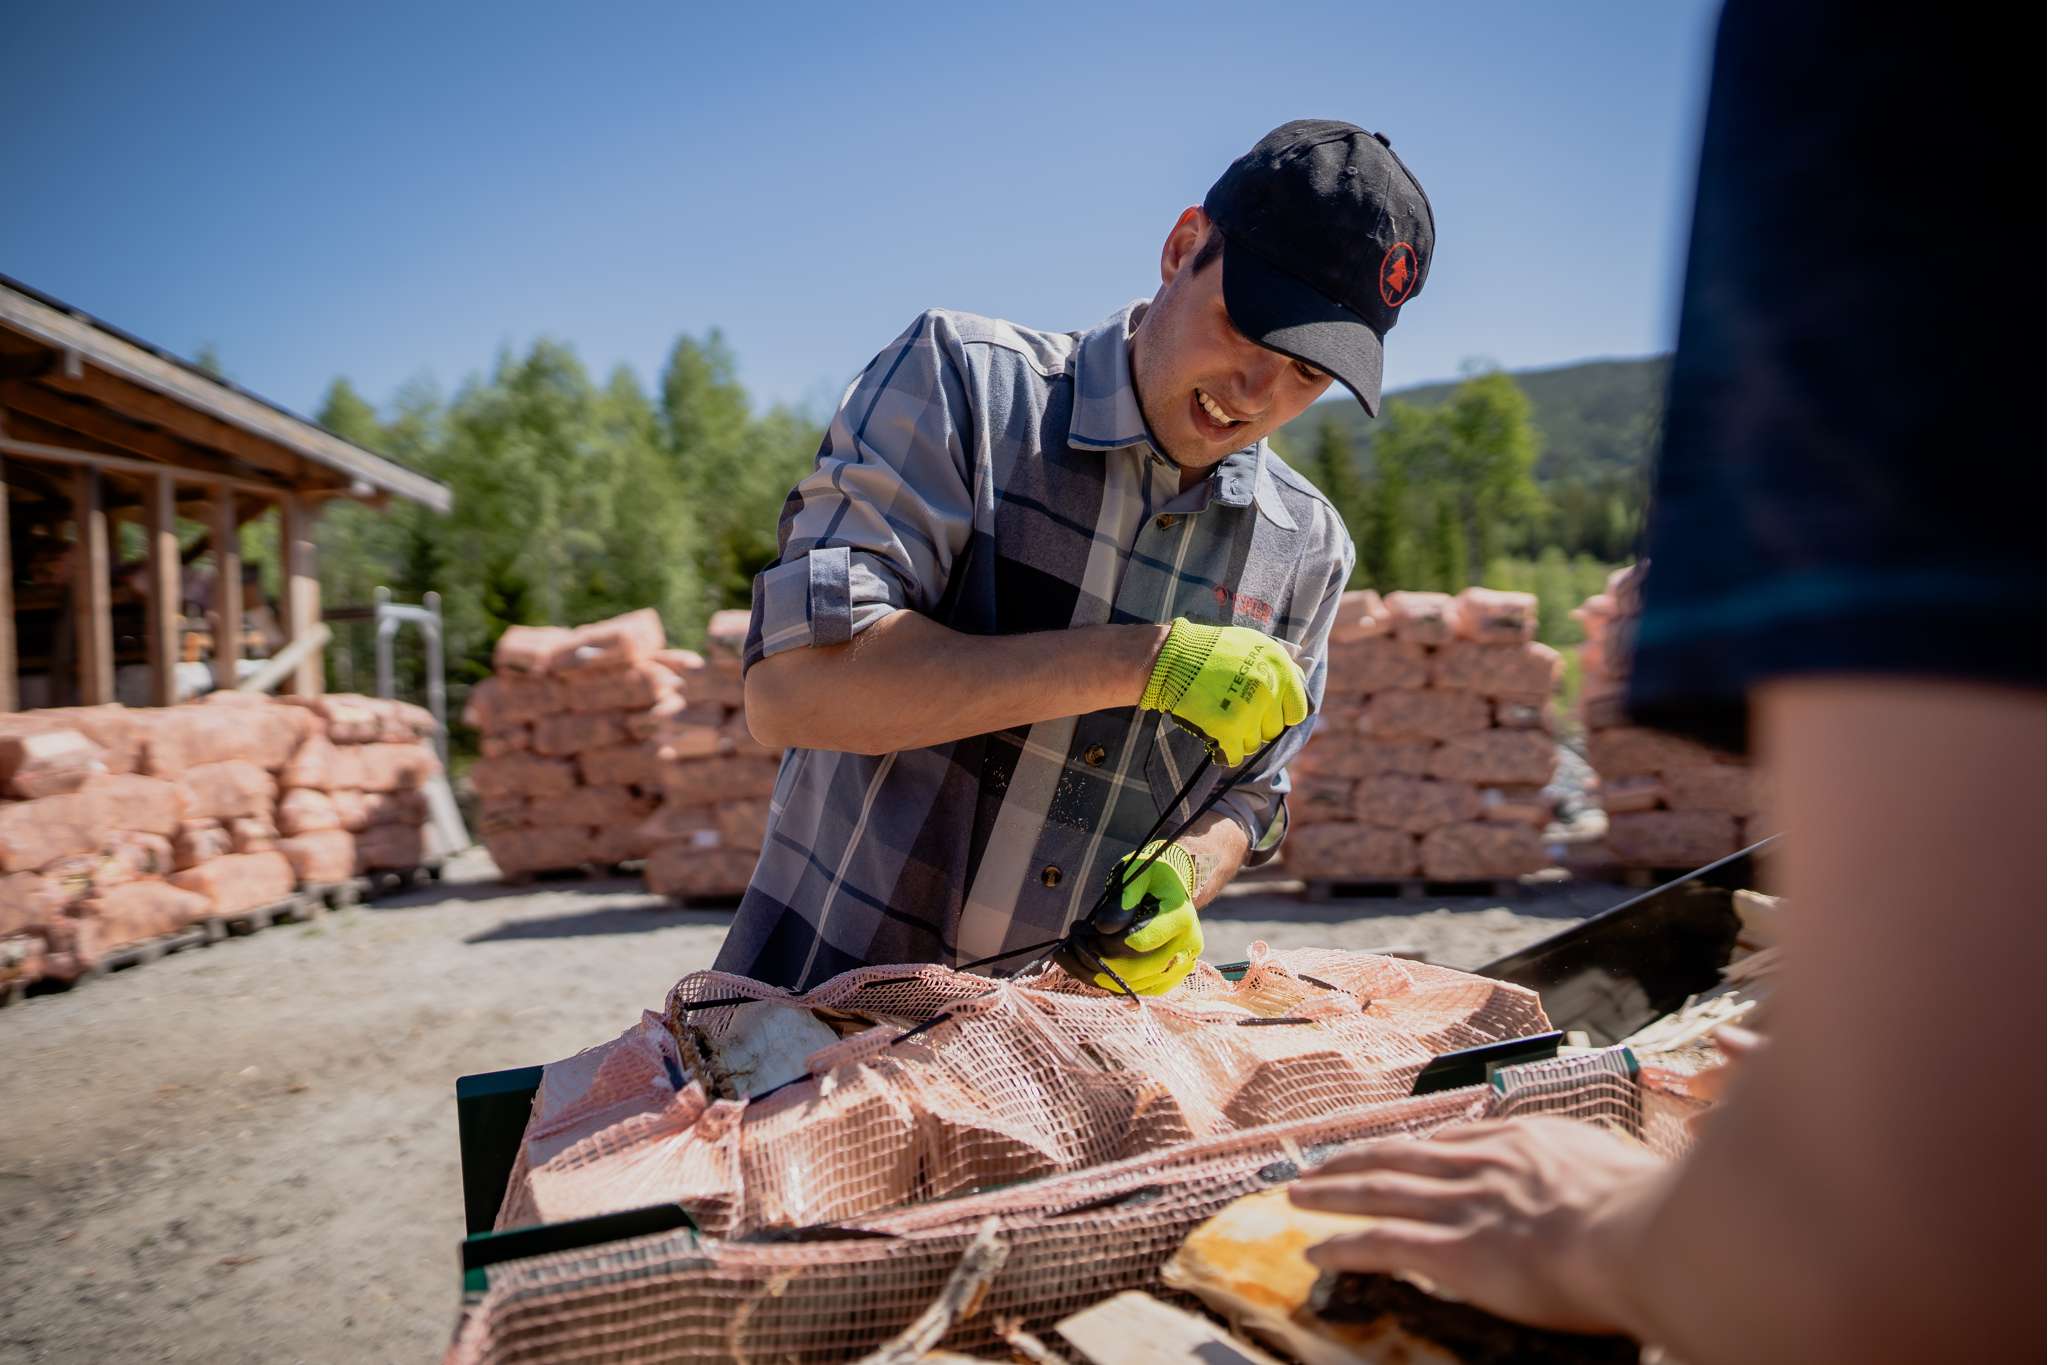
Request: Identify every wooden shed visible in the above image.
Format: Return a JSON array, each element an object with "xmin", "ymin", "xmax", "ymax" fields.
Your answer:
[{"xmin": 0, "ymin": 274, "xmax": 451, "ymax": 711}]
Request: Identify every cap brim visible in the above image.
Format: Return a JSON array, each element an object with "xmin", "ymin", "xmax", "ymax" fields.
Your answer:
[{"xmin": 1219, "ymin": 240, "xmax": 1385, "ymax": 417}]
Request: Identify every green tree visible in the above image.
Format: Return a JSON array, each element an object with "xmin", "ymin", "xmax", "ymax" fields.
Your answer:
[
  {"xmin": 654, "ymin": 329, "xmax": 825, "ymax": 617},
  {"xmin": 312, "ymin": 379, "xmax": 413, "ymax": 691},
  {"xmin": 695, "ymin": 404, "xmax": 822, "ymax": 609},
  {"xmin": 426, "ymin": 340, "xmax": 608, "ymax": 684},
  {"xmin": 1358, "ymin": 449, "xmax": 1408, "ymax": 591},
  {"xmin": 1428, "ymin": 493, "xmax": 1466, "ymax": 592},
  {"xmin": 1531, "ymin": 545, "xmax": 1573, "ymax": 643},
  {"xmin": 312, "ymin": 381, "xmax": 393, "ymax": 606},
  {"xmin": 658, "ymin": 330, "xmax": 750, "ymax": 490},
  {"xmin": 1357, "ymin": 375, "xmax": 1542, "ymax": 589},
  {"xmin": 1294, "ymin": 415, "xmax": 1368, "ymax": 587},
  {"xmin": 584, "ymin": 364, "xmax": 706, "ymax": 636},
  {"xmin": 1360, "ymin": 399, "xmax": 1442, "ymax": 590},
  {"xmin": 1435, "ymin": 370, "xmax": 1542, "ymax": 584}
]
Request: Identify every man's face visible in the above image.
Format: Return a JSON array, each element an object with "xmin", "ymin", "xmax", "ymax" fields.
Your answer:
[{"xmin": 1130, "ymin": 207, "xmax": 1335, "ymax": 470}]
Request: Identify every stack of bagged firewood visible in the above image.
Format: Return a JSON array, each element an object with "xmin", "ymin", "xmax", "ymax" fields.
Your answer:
[
  {"xmin": 636, "ymin": 610, "xmax": 781, "ymax": 902},
  {"xmin": 0, "ymin": 691, "xmax": 442, "ymax": 988},
  {"xmin": 269, "ymin": 693, "xmax": 444, "ymax": 885},
  {"xmin": 465, "ymin": 610, "xmax": 681, "ymax": 879},
  {"xmin": 463, "ymin": 606, "xmax": 785, "ymax": 898},
  {"xmin": 1284, "ymin": 587, "xmax": 1562, "ymax": 883},
  {"xmin": 1575, "ymin": 565, "xmax": 1765, "ymax": 868}
]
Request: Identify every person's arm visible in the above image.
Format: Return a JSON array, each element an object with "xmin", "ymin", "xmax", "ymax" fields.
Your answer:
[
  {"xmin": 745, "ymin": 608, "xmax": 1167, "ymax": 755},
  {"xmin": 1176, "ymin": 807, "xmax": 1250, "ymax": 908},
  {"xmin": 1208, "ymin": 520, "xmax": 1354, "ymax": 865},
  {"xmin": 1290, "ymin": 679, "xmax": 2043, "ymax": 1361},
  {"xmin": 739, "ymin": 311, "xmax": 980, "ymax": 735},
  {"xmin": 1607, "ymin": 678, "xmax": 2041, "ymax": 1361},
  {"xmin": 1074, "ymin": 805, "xmax": 1252, "ymax": 995}
]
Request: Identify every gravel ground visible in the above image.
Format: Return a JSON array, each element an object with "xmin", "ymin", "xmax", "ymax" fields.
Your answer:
[{"xmin": 0, "ymin": 851, "xmax": 1630, "ymax": 1364}]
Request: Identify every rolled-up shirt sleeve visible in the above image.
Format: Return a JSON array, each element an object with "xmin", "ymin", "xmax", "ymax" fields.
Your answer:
[
  {"xmin": 744, "ymin": 312, "xmax": 976, "ymax": 671},
  {"xmin": 1212, "ymin": 531, "xmax": 1354, "ymax": 866}
]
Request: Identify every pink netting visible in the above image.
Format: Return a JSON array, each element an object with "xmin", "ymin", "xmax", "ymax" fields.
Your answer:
[
  {"xmin": 497, "ymin": 946, "xmax": 1549, "ymax": 1235},
  {"xmin": 452, "ymin": 1050, "xmax": 1669, "ymax": 1363},
  {"xmin": 453, "ymin": 948, "xmax": 1688, "ymax": 1363}
]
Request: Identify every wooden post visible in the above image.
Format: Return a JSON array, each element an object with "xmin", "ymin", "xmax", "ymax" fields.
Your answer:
[
  {"xmin": 278, "ymin": 493, "xmax": 323, "ymax": 696},
  {"xmin": 0, "ymin": 450, "xmax": 16, "ymax": 714},
  {"xmin": 147, "ymin": 472, "xmax": 180, "ymax": 706},
  {"xmin": 210, "ymin": 486, "xmax": 241, "ymax": 692},
  {"xmin": 72, "ymin": 466, "xmax": 114, "ymax": 705}
]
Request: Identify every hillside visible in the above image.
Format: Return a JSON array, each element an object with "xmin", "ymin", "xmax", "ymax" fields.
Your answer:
[{"xmin": 1300, "ymin": 354, "xmax": 1669, "ymax": 485}]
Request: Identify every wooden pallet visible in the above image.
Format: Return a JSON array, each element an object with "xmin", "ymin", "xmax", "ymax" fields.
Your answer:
[
  {"xmin": 357, "ymin": 860, "xmax": 448, "ymax": 899},
  {"xmin": 92, "ymin": 923, "xmax": 215, "ymax": 971},
  {"xmin": 208, "ymin": 891, "xmax": 323, "ymax": 941},
  {"xmin": 18, "ymin": 910, "xmax": 248, "ymax": 997},
  {"xmin": 498, "ymin": 861, "xmax": 643, "ymax": 888},
  {"xmin": 1301, "ymin": 877, "xmax": 1525, "ymax": 903},
  {"xmin": 2, "ymin": 885, "xmax": 346, "ymax": 1007},
  {"xmin": 304, "ymin": 879, "xmax": 364, "ymax": 910}
]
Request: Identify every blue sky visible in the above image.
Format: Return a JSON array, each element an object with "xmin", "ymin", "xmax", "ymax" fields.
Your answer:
[{"xmin": 2, "ymin": 1, "xmax": 1721, "ymax": 425}]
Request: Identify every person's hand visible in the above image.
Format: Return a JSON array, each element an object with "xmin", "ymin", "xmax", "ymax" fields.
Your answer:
[
  {"xmin": 1141, "ymin": 619, "xmax": 1308, "ymax": 766},
  {"xmin": 1075, "ymin": 841, "xmax": 1204, "ymax": 995},
  {"xmin": 1287, "ymin": 1117, "xmax": 1664, "ymax": 1337},
  {"xmin": 1689, "ymin": 1023, "xmax": 1765, "ymax": 1105},
  {"xmin": 1648, "ymin": 1023, "xmax": 1768, "ymax": 1116}
]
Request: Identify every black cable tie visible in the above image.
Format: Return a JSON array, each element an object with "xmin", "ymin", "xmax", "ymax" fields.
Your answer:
[
  {"xmin": 1079, "ymin": 753, "xmax": 1216, "ymax": 927},
  {"xmin": 1072, "ymin": 937, "xmax": 1141, "ymax": 1003},
  {"xmin": 887, "ymin": 1014, "xmax": 950, "ymax": 1048},
  {"xmin": 1084, "ymin": 731, "xmax": 1288, "ymax": 929},
  {"xmin": 828, "ymin": 731, "xmax": 1296, "ymax": 1056},
  {"xmin": 953, "ymin": 933, "xmax": 1069, "ymax": 974}
]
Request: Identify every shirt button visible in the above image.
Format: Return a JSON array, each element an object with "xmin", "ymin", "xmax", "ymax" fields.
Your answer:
[
  {"xmin": 1040, "ymin": 864, "xmax": 1063, "ymax": 888},
  {"xmin": 1155, "ymin": 515, "xmax": 1175, "ymax": 530},
  {"xmin": 1083, "ymin": 744, "xmax": 1107, "ymax": 767}
]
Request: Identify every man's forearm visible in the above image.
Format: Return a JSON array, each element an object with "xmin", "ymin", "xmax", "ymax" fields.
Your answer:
[
  {"xmin": 1283, "ymin": 680, "xmax": 2042, "ymax": 1356},
  {"xmin": 1177, "ymin": 809, "xmax": 1251, "ymax": 908},
  {"xmin": 1589, "ymin": 681, "xmax": 2044, "ymax": 1362},
  {"xmin": 744, "ymin": 609, "xmax": 1170, "ymax": 754}
]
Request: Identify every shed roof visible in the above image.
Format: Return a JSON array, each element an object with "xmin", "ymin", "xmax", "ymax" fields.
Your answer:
[{"xmin": 0, "ymin": 274, "xmax": 451, "ymax": 512}]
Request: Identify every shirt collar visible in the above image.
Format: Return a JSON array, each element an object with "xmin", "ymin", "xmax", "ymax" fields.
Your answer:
[
  {"xmin": 1066, "ymin": 301, "xmax": 1159, "ymax": 453},
  {"xmin": 1068, "ymin": 301, "xmax": 1297, "ymax": 531}
]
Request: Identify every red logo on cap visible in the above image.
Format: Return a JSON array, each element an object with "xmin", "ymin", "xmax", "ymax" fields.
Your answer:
[{"xmin": 1379, "ymin": 243, "xmax": 1419, "ymax": 308}]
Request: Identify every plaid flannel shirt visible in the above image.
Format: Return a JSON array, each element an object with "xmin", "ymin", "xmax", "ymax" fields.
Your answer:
[{"xmin": 715, "ymin": 302, "xmax": 1354, "ymax": 990}]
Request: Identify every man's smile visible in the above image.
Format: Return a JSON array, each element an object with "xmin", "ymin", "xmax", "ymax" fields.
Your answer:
[{"xmin": 1193, "ymin": 386, "xmax": 1250, "ymax": 436}]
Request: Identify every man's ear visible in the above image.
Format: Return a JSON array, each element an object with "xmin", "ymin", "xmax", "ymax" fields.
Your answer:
[{"xmin": 1159, "ymin": 206, "xmax": 1210, "ymax": 285}]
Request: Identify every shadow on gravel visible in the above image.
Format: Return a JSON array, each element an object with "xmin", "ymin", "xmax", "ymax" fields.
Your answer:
[
  {"xmin": 464, "ymin": 905, "xmax": 737, "ymax": 943},
  {"xmin": 363, "ymin": 876, "xmax": 653, "ymax": 911}
]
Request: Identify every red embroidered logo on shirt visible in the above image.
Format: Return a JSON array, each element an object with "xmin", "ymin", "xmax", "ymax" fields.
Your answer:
[
  {"xmin": 1213, "ymin": 584, "xmax": 1274, "ymax": 623},
  {"xmin": 1379, "ymin": 243, "xmax": 1419, "ymax": 307}
]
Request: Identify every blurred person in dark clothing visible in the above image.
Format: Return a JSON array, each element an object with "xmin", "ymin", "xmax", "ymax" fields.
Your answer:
[{"xmin": 1290, "ymin": 4, "xmax": 2042, "ymax": 1361}]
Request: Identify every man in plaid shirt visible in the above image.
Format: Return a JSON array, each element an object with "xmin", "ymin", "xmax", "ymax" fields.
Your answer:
[{"xmin": 720, "ymin": 120, "xmax": 1436, "ymax": 994}]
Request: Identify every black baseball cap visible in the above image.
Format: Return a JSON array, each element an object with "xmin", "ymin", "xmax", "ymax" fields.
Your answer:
[{"xmin": 1203, "ymin": 119, "xmax": 1435, "ymax": 417}]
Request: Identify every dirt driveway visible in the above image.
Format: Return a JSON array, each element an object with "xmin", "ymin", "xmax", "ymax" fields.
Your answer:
[{"xmin": 0, "ymin": 853, "xmax": 1619, "ymax": 1364}]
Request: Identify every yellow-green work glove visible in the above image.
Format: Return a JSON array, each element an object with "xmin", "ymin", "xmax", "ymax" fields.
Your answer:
[
  {"xmin": 1142, "ymin": 618, "xmax": 1310, "ymax": 766},
  {"xmin": 1085, "ymin": 841, "xmax": 1204, "ymax": 995}
]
